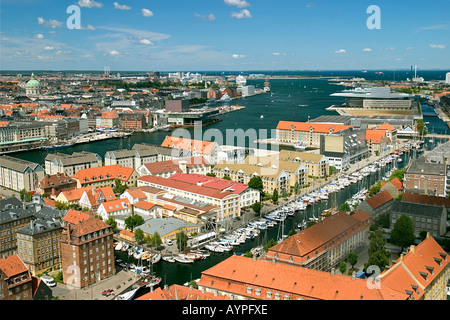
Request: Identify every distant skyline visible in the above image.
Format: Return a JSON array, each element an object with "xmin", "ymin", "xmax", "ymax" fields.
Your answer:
[{"xmin": 1, "ymin": 0, "xmax": 449, "ymax": 71}]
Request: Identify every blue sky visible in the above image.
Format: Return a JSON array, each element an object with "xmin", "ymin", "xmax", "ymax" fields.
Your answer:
[{"xmin": 1, "ymin": 0, "xmax": 449, "ymax": 71}]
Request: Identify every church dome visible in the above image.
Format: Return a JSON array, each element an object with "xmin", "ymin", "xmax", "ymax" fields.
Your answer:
[{"xmin": 26, "ymin": 73, "xmax": 40, "ymax": 89}]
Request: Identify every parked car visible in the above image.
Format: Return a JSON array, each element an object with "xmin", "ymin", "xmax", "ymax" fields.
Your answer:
[{"xmin": 40, "ymin": 275, "xmax": 56, "ymax": 287}]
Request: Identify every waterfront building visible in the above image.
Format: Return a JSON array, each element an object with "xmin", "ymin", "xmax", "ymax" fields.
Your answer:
[
  {"xmin": 104, "ymin": 149, "xmax": 138, "ymax": 169},
  {"xmin": 276, "ymin": 121, "xmax": 353, "ymax": 148},
  {"xmin": 16, "ymin": 218, "xmax": 62, "ymax": 276},
  {"xmin": 136, "ymin": 217, "xmax": 199, "ymax": 245},
  {"xmin": 378, "ymin": 234, "xmax": 449, "ymax": 300},
  {"xmin": 0, "ymin": 155, "xmax": 44, "ymax": 192},
  {"xmin": 36, "ymin": 173, "xmax": 77, "ymax": 199},
  {"xmin": 389, "ymin": 201, "xmax": 447, "ymax": 237},
  {"xmin": 136, "ymin": 156, "xmax": 211, "ymax": 178},
  {"xmin": 137, "ymin": 175, "xmax": 240, "ymax": 222},
  {"xmin": 380, "ymin": 178, "xmax": 403, "ymax": 198},
  {"xmin": 100, "ymin": 111, "xmax": 119, "ymax": 129},
  {"xmin": 165, "ymin": 99, "xmax": 190, "ymax": 112},
  {"xmin": 196, "ymin": 254, "xmax": 407, "ymax": 300},
  {"xmin": 356, "ymin": 190, "xmax": 394, "ymax": 218},
  {"xmin": 119, "ymin": 112, "xmax": 147, "ymax": 130},
  {"xmin": 278, "ymin": 150, "xmax": 329, "ymax": 178},
  {"xmin": 0, "ymin": 255, "xmax": 33, "ymax": 300},
  {"xmin": 320, "ymin": 128, "xmax": 369, "ymax": 171},
  {"xmin": 161, "ymin": 136, "xmax": 222, "ymax": 165},
  {"xmin": 375, "ymin": 123, "xmax": 398, "ymax": 144},
  {"xmin": 403, "ymin": 157, "xmax": 447, "ymax": 197},
  {"xmin": 366, "ymin": 129, "xmax": 388, "ymax": 156},
  {"xmin": 401, "ymin": 192, "xmax": 450, "ymax": 209},
  {"xmin": 265, "ymin": 211, "xmax": 371, "ymax": 272},
  {"xmin": 59, "ymin": 215, "xmax": 115, "ymax": 289},
  {"xmin": 330, "ymin": 86, "xmax": 414, "ymax": 111},
  {"xmin": 169, "ymin": 173, "xmax": 260, "ymax": 208},
  {"xmin": 71, "ymin": 164, "xmax": 139, "ymax": 190},
  {"xmin": 44, "ymin": 151, "xmax": 102, "ymax": 176}
]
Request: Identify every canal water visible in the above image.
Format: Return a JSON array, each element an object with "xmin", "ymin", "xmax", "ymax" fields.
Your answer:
[{"xmin": 114, "ymin": 141, "xmax": 445, "ymax": 299}]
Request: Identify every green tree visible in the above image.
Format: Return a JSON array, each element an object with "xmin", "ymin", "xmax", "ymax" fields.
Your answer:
[
  {"xmin": 152, "ymin": 232, "xmax": 162, "ymax": 248},
  {"xmin": 125, "ymin": 214, "xmax": 144, "ymax": 231},
  {"xmin": 390, "ymin": 215, "xmax": 415, "ymax": 252},
  {"xmin": 365, "ymin": 228, "xmax": 391, "ymax": 272},
  {"xmin": 223, "ymin": 175, "xmax": 231, "ymax": 180},
  {"xmin": 176, "ymin": 230, "xmax": 188, "ymax": 252},
  {"xmin": 263, "ymin": 238, "xmax": 278, "ymax": 252},
  {"xmin": 369, "ymin": 181, "xmax": 382, "ymax": 197},
  {"xmin": 347, "ymin": 252, "xmax": 359, "ymax": 270},
  {"xmin": 389, "ymin": 168, "xmax": 405, "ymax": 182},
  {"xmin": 113, "ymin": 178, "xmax": 128, "ymax": 195},
  {"xmin": 272, "ymin": 189, "xmax": 279, "ymax": 205},
  {"xmin": 105, "ymin": 217, "xmax": 118, "ymax": 233},
  {"xmin": 134, "ymin": 228, "xmax": 144, "ymax": 244},
  {"xmin": 248, "ymin": 176, "xmax": 263, "ymax": 192},
  {"xmin": 339, "ymin": 261, "xmax": 347, "ymax": 274},
  {"xmin": 338, "ymin": 202, "xmax": 351, "ymax": 212},
  {"xmin": 251, "ymin": 202, "xmax": 262, "ymax": 215},
  {"xmin": 288, "ymin": 228, "xmax": 297, "ymax": 237}
]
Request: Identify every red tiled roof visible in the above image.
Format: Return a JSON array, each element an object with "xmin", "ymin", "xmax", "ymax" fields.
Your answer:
[
  {"xmin": 135, "ymin": 284, "xmax": 230, "ymax": 300},
  {"xmin": 276, "ymin": 121, "xmax": 352, "ymax": 133},
  {"xmin": 139, "ymin": 175, "xmax": 238, "ymax": 200},
  {"xmin": 72, "ymin": 165, "xmax": 135, "ymax": 184},
  {"xmin": 134, "ymin": 200, "xmax": 156, "ymax": 211},
  {"xmin": 197, "ymin": 255, "xmax": 407, "ymax": 300},
  {"xmin": 366, "ymin": 129, "xmax": 386, "ymax": 144},
  {"xmin": 59, "ymin": 186, "xmax": 93, "ymax": 202},
  {"xmin": 379, "ymin": 235, "xmax": 449, "ymax": 299},
  {"xmin": 366, "ymin": 190, "xmax": 393, "ymax": 209},
  {"xmin": 0, "ymin": 255, "xmax": 29, "ymax": 278},
  {"xmin": 63, "ymin": 209, "xmax": 91, "ymax": 225},
  {"xmin": 402, "ymin": 192, "xmax": 450, "ymax": 208},
  {"xmin": 141, "ymin": 156, "xmax": 210, "ymax": 175},
  {"xmin": 376, "ymin": 123, "xmax": 397, "ymax": 133},
  {"xmin": 100, "ymin": 198, "xmax": 131, "ymax": 213},
  {"xmin": 69, "ymin": 216, "xmax": 112, "ymax": 237},
  {"xmin": 161, "ymin": 136, "xmax": 217, "ymax": 155},
  {"xmin": 169, "ymin": 173, "xmax": 248, "ymax": 194}
]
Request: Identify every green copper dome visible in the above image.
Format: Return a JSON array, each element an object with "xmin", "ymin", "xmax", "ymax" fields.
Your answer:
[{"xmin": 26, "ymin": 73, "xmax": 40, "ymax": 88}]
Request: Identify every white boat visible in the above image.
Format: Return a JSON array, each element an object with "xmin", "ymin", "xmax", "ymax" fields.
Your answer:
[
  {"xmin": 151, "ymin": 253, "xmax": 161, "ymax": 264},
  {"xmin": 260, "ymin": 115, "xmax": 264, "ymax": 119},
  {"xmin": 114, "ymin": 288, "xmax": 139, "ymax": 300},
  {"xmin": 115, "ymin": 242, "xmax": 123, "ymax": 251},
  {"xmin": 121, "ymin": 243, "xmax": 129, "ymax": 252},
  {"xmin": 162, "ymin": 255, "xmax": 176, "ymax": 263},
  {"xmin": 174, "ymin": 254, "xmax": 194, "ymax": 263},
  {"xmin": 294, "ymin": 141, "xmax": 307, "ymax": 151}
]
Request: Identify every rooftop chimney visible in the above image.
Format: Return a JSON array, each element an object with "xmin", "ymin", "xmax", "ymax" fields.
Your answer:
[
  {"xmin": 331, "ymin": 268, "xmax": 335, "ymax": 276},
  {"xmin": 409, "ymin": 245, "xmax": 416, "ymax": 254},
  {"xmin": 352, "ymin": 271, "xmax": 356, "ymax": 280}
]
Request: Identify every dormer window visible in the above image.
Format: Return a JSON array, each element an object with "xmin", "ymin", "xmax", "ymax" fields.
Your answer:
[
  {"xmin": 419, "ymin": 271, "xmax": 428, "ymax": 281},
  {"xmin": 247, "ymin": 286, "xmax": 252, "ymax": 294},
  {"xmin": 433, "ymin": 257, "xmax": 442, "ymax": 266},
  {"xmin": 425, "ymin": 266, "xmax": 434, "ymax": 275},
  {"xmin": 266, "ymin": 290, "xmax": 272, "ymax": 298}
]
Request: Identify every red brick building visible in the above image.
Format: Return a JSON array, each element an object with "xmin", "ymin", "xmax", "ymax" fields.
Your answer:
[
  {"xmin": 60, "ymin": 215, "xmax": 115, "ymax": 288},
  {"xmin": 0, "ymin": 255, "xmax": 33, "ymax": 300},
  {"xmin": 119, "ymin": 113, "xmax": 147, "ymax": 130}
]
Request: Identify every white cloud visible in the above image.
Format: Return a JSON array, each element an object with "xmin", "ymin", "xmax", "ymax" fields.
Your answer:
[
  {"xmin": 406, "ymin": 47, "xmax": 414, "ymax": 50},
  {"xmin": 232, "ymin": 54, "xmax": 246, "ymax": 58},
  {"xmin": 37, "ymin": 17, "xmax": 63, "ymax": 29},
  {"xmin": 85, "ymin": 24, "xmax": 96, "ymax": 30},
  {"xmin": 231, "ymin": 9, "xmax": 252, "ymax": 19},
  {"xmin": 195, "ymin": 13, "xmax": 216, "ymax": 21},
  {"xmin": 429, "ymin": 44, "xmax": 446, "ymax": 49},
  {"xmin": 78, "ymin": 0, "xmax": 103, "ymax": 8},
  {"xmin": 224, "ymin": 0, "xmax": 250, "ymax": 8},
  {"xmin": 43, "ymin": 46, "xmax": 54, "ymax": 50},
  {"xmin": 362, "ymin": 48, "xmax": 372, "ymax": 52},
  {"xmin": 35, "ymin": 34, "xmax": 44, "ymax": 39},
  {"xmin": 272, "ymin": 52, "xmax": 287, "ymax": 56},
  {"xmin": 334, "ymin": 49, "xmax": 346, "ymax": 54},
  {"xmin": 139, "ymin": 39, "xmax": 154, "ymax": 45},
  {"xmin": 113, "ymin": 2, "xmax": 131, "ymax": 10},
  {"xmin": 142, "ymin": 9, "xmax": 154, "ymax": 17},
  {"xmin": 109, "ymin": 50, "xmax": 120, "ymax": 56}
]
